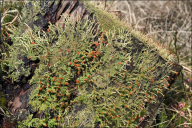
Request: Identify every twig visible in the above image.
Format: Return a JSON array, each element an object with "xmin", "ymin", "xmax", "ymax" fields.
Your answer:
[
  {"xmin": 150, "ymin": 120, "xmax": 169, "ymax": 127},
  {"xmin": 165, "ymin": 113, "xmax": 178, "ymax": 128},
  {"xmin": 176, "ymin": 123, "xmax": 192, "ymax": 128},
  {"xmin": 180, "ymin": 65, "xmax": 192, "ymax": 73},
  {"xmin": 2, "ymin": 76, "xmax": 13, "ymax": 84}
]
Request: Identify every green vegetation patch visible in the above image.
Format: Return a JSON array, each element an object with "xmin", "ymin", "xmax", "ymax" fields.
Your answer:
[{"xmin": 2, "ymin": 1, "xmax": 180, "ymax": 128}]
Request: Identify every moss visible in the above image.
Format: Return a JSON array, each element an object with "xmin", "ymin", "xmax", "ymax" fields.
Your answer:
[
  {"xmin": 83, "ymin": 2, "xmax": 123, "ymax": 32},
  {"xmin": 0, "ymin": 92, "xmax": 7, "ymax": 107},
  {"xmin": 4, "ymin": 1, "xmax": 180, "ymax": 128}
]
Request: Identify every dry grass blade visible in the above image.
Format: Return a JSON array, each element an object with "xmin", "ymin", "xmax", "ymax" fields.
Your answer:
[
  {"xmin": 0, "ymin": 107, "xmax": 5, "ymax": 116},
  {"xmin": 1, "ymin": 9, "xmax": 20, "ymax": 27}
]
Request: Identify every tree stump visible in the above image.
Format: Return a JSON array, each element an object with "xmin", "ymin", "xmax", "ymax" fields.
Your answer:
[{"xmin": 1, "ymin": 1, "xmax": 182, "ymax": 128}]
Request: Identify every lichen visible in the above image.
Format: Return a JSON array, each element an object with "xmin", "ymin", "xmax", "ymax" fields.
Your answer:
[{"xmin": 3, "ymin": 1, "xmax": 180, "ymax": 128}]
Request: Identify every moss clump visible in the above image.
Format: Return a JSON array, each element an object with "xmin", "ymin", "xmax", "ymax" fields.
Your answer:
[
  {"xmin": 0, "ymin": 91, "xmax": 6, "ymax": 107},
  {"xmin": 83, "ymin": 2, "xmax": 123, "ymax": 32}
]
